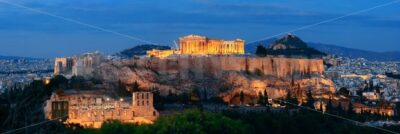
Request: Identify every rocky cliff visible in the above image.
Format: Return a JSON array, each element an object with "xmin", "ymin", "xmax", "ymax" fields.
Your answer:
[
  {"xmin": 92, "ymin": 56, "xmax": 334, "ymax": 104},
  {"xmin": 125, "ymin": 56, "xmax": 324, "ymax": 79}
]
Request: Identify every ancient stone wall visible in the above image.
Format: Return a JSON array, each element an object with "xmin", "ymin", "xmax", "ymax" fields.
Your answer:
[{"xmin": 126, "ymin": 56, "xmax": 324, "ymax": 79}]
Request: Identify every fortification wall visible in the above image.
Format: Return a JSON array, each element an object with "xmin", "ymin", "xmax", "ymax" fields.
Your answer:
[{"xmin": 126, "ymin": 56, "xmax": 324, "ymax": 78}]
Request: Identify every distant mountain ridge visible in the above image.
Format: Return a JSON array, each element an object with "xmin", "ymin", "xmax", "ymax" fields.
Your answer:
[
  {"xmin": 246, "ymin": 38, "xmax": 400, "ymax": 61},
  {"xmin": 308, "ymin": 43, "xmax": 400, "ymax": 61}
]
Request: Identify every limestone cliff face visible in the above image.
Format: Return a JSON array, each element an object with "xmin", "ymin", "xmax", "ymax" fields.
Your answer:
[
  {"xmin": 126, "ymin": 56, "xmax": 324, "ymax": 79},
  {"xmin": 92, "ymin": 56, "xmax": 333, "ymax": 103},
  {"xmin": 218, "ymin": 72, "xmax": 335, "ymax": 104},
  {"xmin": 92, "ymin": 61, "xmax": 175, "ymax": 95}
]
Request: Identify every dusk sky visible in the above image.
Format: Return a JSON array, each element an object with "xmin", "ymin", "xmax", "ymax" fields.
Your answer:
[{"xmin": 0, "ymin": 0, "xmax": 399, "ymax": 58}]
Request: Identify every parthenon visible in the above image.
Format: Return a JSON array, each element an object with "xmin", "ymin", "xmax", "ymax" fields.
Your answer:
[
  {"xmin": 147, "ymin": 34, "xmax": 245, "ymax": 58},
  {"xmin": 179, "ymin": 34, "xmax": 244, "ymax": 55}
]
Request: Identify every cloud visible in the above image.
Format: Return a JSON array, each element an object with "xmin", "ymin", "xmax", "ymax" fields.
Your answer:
[{"xmin": 1, "ymin": 0, "xmax": 398, "ymax": 34}]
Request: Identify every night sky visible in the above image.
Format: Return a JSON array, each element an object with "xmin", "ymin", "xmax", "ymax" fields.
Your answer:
[{"xmin": 0, "ymin": 0, "xmax": 399, "ymax": 58}]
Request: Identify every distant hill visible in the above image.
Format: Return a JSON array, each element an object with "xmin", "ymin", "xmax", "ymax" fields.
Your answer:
[
  {"xmin": 246, "ymin": 38, "xmax": 400, "ymax": 61},
  {"xmin": 245, "ymin": 38, "xmax": 276, "ymax": 54},
  {"xmin": 251, "ymin": 34, "xmax": 326, "ymax": 58},
  {"xmin": 269, "ymin": 34, "xmax": 309, "ymax": 49},
  {"xmin": 308, "ymin": 43, "xmax": 400, "ymax": 61},
  {"xmin": 118, "ymin": 44, "xmax": 171, "ymax": 58}
]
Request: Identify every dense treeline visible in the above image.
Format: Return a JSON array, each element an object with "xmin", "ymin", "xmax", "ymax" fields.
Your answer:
[
  {"xmin": 0, "ymin": 76, "xmax": 69, "ymax": 133},
  {"xmin": 386, "ymin": 72, "xmax": 400, "ymax": 79},
  {"xmin": 224, "ymin": 109, "xmax": 393, "ymax": 134},
  {"xmin": 68, "ymin": 108, "xmax": 399, "ymax": 134},
  {"xmin": 73, "ymin": 109, "xmax": 250, "ymax": 134},
  {"xmin": 0, "ymin": 75, "xmax": 115, "ymax": 133},
  {"xmin": 118, "ymin": 44, "xmax": 171, "ymax": 58}
]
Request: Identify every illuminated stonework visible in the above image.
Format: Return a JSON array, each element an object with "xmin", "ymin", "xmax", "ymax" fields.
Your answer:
[
  {"xmin": 147, "ymin": 34, "xmax": 245, "ymax": 58},
  {"xmin": 179, "ymin": 34, "xmax": 244, "ymax": 55},
  {"xmin": 54, "ymin": 57, "xmax": 75, "ymax": 75},
  {"xmin": 147, "ymin": 49, "xmax": 177, "ymax": 58},
  {"xmin": 54, "ymin": 52, "xmax": 104, "ymax": 77},
  {"xmin": 44, "ymin": 90, "xmax": 158, "ymax": 128}
]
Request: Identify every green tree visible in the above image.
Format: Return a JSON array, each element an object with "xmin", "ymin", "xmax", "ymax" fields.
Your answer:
[
  {"xmin": 256, "ymin": 45, "xmax": 267, "ymax": 57},
  {"xmin": 348, "ymin": 101, "xmax": 355, "ymax": 115},
  {"xmin": 395, "ymin": 102, "xmax": 400, "ymax": 117},
  {"xmin": 286, "ymin": 92, "xmax": 299, "ymax": 109},
  {"xmin": 203, "ymin": 89, "xmax": 208, "ymax": 101},
  {"xmin": 264, "ymin": 90, "xmax": 270, "ymax": 105},
  {"xmin": 304, "ymin": 90, "xmax": 315, "ymax": 109},
  {"xmin": 151, "ymin": 87, "xmax": 164, "ymax": 110},
  {"xmin": 254, "ymin": 68, "xmax": 264, "ymax": 76},
  {"xmin": 240, "ymin": 91, "xmax": 245, "ymax": 105},
  {"xmin": 88, "ymin": 109, "xmax": 251, "ymax": 134},
  {"xmin": 337, "ymin": 102, "xmax": 344, "ymax": 114},
  {"xmin": 48, "ymin": 75, "xmax": 68, "ymax": 91},
  {"xmin": 258, "ymin": 91, "xmax": 265, "ymax": 105},
  {"xmin": 153, "ymin": 109, "xmax": 250, "ymax": 134},
  {"xmin": 130, "ymin": 81, "xmax": 140, "ymax": 92},
  {"xmin": 338, "ymin": 87, "xmax": 350, "ymax": 97},
  {"xmin": 190, "ymin": 88, "xmax": 201, "ymax": 105},
  {"xmin": 326, "ymin": 96, "xmax": 333, "ymax": 113},
  {"xmin": 319, "ymin": 102, "xmax": 324, "ymax": 112},
  {"xmin": 70, "ymin": 75, "xmax": 85, "ymax": 89}
]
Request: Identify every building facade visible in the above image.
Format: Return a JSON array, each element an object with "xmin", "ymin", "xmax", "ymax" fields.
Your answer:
[
  {"xmin": 147, "ymin": 49, "xmax": 177, "ymax": 58},
  {"xmin": 45, "ymin": 90, "xmax": 158, "ymax": 128},
  {"xmin": 179, "ymin": 34, "xmax": 244, "ymax": 55},
  {"xmin": 72, "ymin": 52, "xmax": 103, "ymax": 77},
  {"xmin": 54, "ymin": 57, "xmax": 75, "ymax": 75},
  {"xmin": 54, "ymin": 52, "xmax": 103, "ymax": 77}
]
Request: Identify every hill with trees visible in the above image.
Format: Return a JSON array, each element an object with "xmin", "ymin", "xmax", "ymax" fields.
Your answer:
[
  {"xmin": 255, "ymin": 34, "xmax": 326, "ymax": 58},
  {"xmin": 117, "ymin": 44, "xmax": 171, "ymax": 58}
]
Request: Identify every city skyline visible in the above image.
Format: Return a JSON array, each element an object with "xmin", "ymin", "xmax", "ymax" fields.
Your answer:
[{"xmin": 0, "ymin": 0, "xmax": 399, "ymax": 58}]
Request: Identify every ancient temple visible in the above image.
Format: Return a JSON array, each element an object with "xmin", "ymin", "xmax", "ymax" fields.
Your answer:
[
  {"xmin": 147, "ymin": 34, "xmax": 245, "ymax": 58},
  {"xmin": 179, "ymin": 34, "xmax": 244, "ymax": 55}
]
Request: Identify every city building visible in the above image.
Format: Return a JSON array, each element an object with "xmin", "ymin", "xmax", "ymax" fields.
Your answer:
[
  {"xmin": 0, "ymin": 59, "xmax": 53, "ymax": 90},
  {"xmin": 54, "ymin": 52, "xmax": 104, "ymax": 77},
  {"xmin": 72, "ymin": 52, "xmax": 104, "ymax": 77},
  {"xmin": 147, "ymin": 34, "xmax": 245, "ymax": 58},
  {"xmin": 54, "ymin": 57, "xmax": 75, "ymax": 75},
  {"xmin": 44, "ymin": 90, "xmax": 158, "ymax": 128},
  {"xmin": 147, "ymin": 49, "xmax": 177, "ymax": 59}
]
